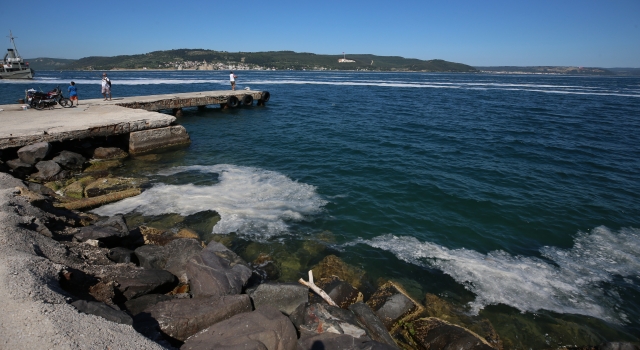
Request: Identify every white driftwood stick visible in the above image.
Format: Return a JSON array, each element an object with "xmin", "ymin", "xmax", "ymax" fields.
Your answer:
[{"xmin": 298, "ymin": 270, "xmax": 337, "ymax": 307}]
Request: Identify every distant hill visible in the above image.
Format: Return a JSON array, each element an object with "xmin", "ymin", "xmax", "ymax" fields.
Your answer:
[
  {"xmin": 25, "ymin": 58, "xmax": 76, "ymax": 71},
  {"xmin": 475, "ymin": 66, "xmax": 615, "ymax": 75},
  {"xmin": 34, "ymin": 49, "xmax": 479, "ymax": 72},
  {"xmin": 607, "ymin": 68, "xmax": 640, "ymax": 76}
]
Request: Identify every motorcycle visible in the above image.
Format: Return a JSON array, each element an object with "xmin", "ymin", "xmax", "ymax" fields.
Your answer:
[{"xmin": 26, "ymin": 86, "xmax": 72, "ymax": 110}]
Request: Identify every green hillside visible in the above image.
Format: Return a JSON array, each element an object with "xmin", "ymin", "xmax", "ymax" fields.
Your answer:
[
  {"xmin": 24, "ymin": 57, "xmax": 76, "ymax": 70},
  {"xmin": 54, "ymin": 49, "xmax": 478, "ymax": 72}
]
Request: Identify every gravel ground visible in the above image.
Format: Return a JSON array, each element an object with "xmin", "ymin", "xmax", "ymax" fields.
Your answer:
[{"xmin": 0, "ymin": 172, "xmax": 166, "ymax": 349}]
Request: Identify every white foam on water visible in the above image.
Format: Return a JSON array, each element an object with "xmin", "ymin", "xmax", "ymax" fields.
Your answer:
[
  {"xmin": 92, "ymin": 164, "xmax": 327, "ymax": 239},
  {"xmin": 354, "ymin": 226, "xmax": 640, "ymax": 324}
]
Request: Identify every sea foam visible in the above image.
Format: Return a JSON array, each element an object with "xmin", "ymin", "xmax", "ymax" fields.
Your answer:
[
  {"xmin": 354, "ymin": 226, "xmax": 640, "ymax": 324},
  {"xmin": 92, "ymin": 164, "xmax": 327, "ymax": 239}
]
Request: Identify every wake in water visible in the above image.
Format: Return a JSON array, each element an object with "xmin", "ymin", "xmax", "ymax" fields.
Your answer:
[
  {"xmin": 92, "ymin": 164, "xmax": 327, "ymax": 239},
  {"xmin": 353, "ymin": 226, "xmax": 640, "ymax": 324}
]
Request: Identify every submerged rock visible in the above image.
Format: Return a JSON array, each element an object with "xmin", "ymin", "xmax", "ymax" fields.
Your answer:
[
  {"xmin": 84, "ymin": 177, "xmax": 146, "ymax": 197},
  {"xmin": 83, "ymin": 159, "xmax": 123, "ymax": 173},
  {"xmin": 93, "ymin": 147, "xmax": 129, "ymax": 160}
]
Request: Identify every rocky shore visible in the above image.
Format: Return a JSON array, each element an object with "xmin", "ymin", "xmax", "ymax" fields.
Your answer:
[{"xmin": 0, "ymin": 140, "xmax": 637, "ymax": 350}]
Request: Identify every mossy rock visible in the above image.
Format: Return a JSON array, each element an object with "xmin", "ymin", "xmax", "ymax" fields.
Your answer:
[
  {"xmin": 394, "ymin": 317, "xmax": 496, "ymax": 350},
  {"xmin": 84, "ymin": 177, "xmax": 147, "ymax": 198},
  {"xmin": 311, "ymin": 255, "xmax": 368, "ymax": 290},
  {"xmin": 44, "ymin": 181, "xmax": 63, "ymax": 192},
  {"xmin": 176, "ymin": 228, "xmax": 199, "ymax": 240},
  {"xmin": 60, "ymin": 176, "xmax": 95, "ymax": 199},
  {"xmin": 83, "ymin": 159, "xmax": 123, "ymax": 173}
]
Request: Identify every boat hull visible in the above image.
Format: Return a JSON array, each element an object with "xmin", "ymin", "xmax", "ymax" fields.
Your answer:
[{"xmin": 0, "ymin": 68, "xmax": 34, "ymax": 79}]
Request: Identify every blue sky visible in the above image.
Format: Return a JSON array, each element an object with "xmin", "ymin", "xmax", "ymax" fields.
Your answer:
[{"xmin": 4, "ymin": 0, "xmax": 639, "ymax": 67}]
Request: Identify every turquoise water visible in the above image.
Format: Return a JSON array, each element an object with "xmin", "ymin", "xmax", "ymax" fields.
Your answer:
[{"xmin": 2, "ymin": 71, "xmax": 640, "ymax": 346}]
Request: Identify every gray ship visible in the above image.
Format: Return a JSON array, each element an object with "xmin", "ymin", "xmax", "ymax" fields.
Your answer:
[{"xmin": 1, "ymin": 31, "xmax": 34, "ymax": 79}]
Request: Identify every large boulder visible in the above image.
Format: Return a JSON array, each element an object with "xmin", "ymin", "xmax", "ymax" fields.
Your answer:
[
  {"xmin": 249, "ymin": 283, "xmax": 308, "ymax": 316},
  {"xmin": 6, "ymin": 159, "xmax": 35, "ymax": 178},
  {"xmin": 181, "ymin": 306, "xmax": 297, "ymax": 350},
  {"xmin": 349, "ymin": 302, "xmax": 398, "ymax": 348},
  {"xmin": 17, "ymin": 142, "xmax": 51, "ymax": 164},
  {"xmin": 124, "ymin": 294, "xmax": 173, "ymax": 316},
  {"xmin": 71, "ymin": 300, "xmax": 133, "ymax": 326},
  {"xmin": 33, "ymin": 160, "xmax": 62, "ymax": 180},
  {"xmin": 289, "ymin": 303, "xmax": 368, "ymax": 340},
  {"xmin": 144, "ymin": 294, "xmax": 252, "ymax": 342},
  {"xmin": 53, "ymin": 150, "xmax": 86, "ymax": 169},
  {"xmin": 107, "ymin": 247, "xmax": 136, "ymax": 264},
  {"xmin": 74, "ymin": 215, "xmax": 130, "ymax": 247},
  {"xmin": 186, "ymin": 241, "xmax": 252, "ymax": 298},
  {"xmin": 163, "ymin": 238, "xmax": 204, "ymax": 284},
  {"xmin": 135, "ymin": 245, "xmax": 168, "ymax": 269},
  {"xmin": 113, "ymin": 268, "xmax": 178, "ymax": 300},
  {"xmin": 399, "ymin": 317, "xmax": 495, "ymax": 350},
  {"xmin": 366, "ymin": 282, "xmax": 424, "ymax": 332}
]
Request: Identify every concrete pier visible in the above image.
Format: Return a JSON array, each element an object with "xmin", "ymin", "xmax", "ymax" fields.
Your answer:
[{"xmin": 0, "ymin": 90, "xmax": 269, "ymax": 154}]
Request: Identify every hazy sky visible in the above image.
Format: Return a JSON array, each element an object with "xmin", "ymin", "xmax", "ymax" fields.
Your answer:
[{"xmin": 4, "ymin": 0, "xmax": 639, "ymax": 67}]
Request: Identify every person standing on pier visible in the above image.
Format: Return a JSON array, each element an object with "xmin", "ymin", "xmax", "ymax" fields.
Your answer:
[
  {"xmin": 68, "ymin": 81, "xmax": 78, "ymax": 106},
  {"xmin": 101, "ymin": 73, "xmax": 112, "ymax": 101},
  {"xmin": 230, "ymin": 71, "xmax": 237, "ymax": 91}
]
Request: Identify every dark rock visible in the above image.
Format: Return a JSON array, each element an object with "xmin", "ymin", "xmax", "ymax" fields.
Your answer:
[
  {"xmin": 181, "ymin": 305, "xmax": 297, "ymax": 350},
  {"xmin": 6, "ymin": 159, "xmax": 35, "ymax": 177},
  {"xmin": 145, "ymin": 294, "xmax": 252, "ymax": 342},
  {"xmin": 107, "ymin": 247, "xmax": 136, "ymax": 264},
  {"xmin": 52, "ymin": 150, "xmax": 86, "ymax": 169},
  {"xmin": 400, "ymin": 317, "xmax": 495, "ymax": 350},
  {"xmin": 88, "ymin": 281, "xmax": 116, "ymax": 304},
  {"xmin": 124, "ymin": 294, "xmax": 173, "ymax": 316},
  {"xmin": 366, "ymin": 282, "xmax": 424, "ymax": 332},
  {"xmin": 349, "ymin": 302, "xmax": 398, "ymax": 348},
  {"xmin": 249, "ymin": 282, "xmax": 308, "ymax": 316},
  {"xmin": 27, "ymin": 182, "xmax": 57, "ymax": 196},
  {"xmin": 71, "ymin": 300, "xmax": 133, "ymax": 326},
  {"xmin": 163, "ymin": 238, "xmax": 203, "ymax": 284},
  {"xmin": 289, "ymin": 303, "xmax": 368, "ymax": 340},
  {"xmin": 32, "ymin": 160, "xmax": 62, "ymax": 180},
  {"xmin": 114, "ymin": 268, "xmax": 178, "ymax": 300},
  {"xmin": 297, "ymin": 333, "xmax": 397, "ymax": 350},
  {"xmin": 186, "ymin": 241, "xmax": 252, "ymax": 298},
  {"xmin": 93, "ymin": 147, "xmax": 129, "ymax": 160},
  {"xmin": 312, "ymin": 276, "xmax": 363, "ymax": 309},
  {"xmin": 95, "ymin": 214, "xmax": 129, "ymax": 234},
  {"xmin": 135, "ymin": 245, "xmax": 167, "ymax": 269},
  {"xmin": 17, "ymin": 142, "xmax": 51, "ymax": 164},
  {"xmin": 74, "ymin": 225, "xmax": 128, "ymax": 247}
]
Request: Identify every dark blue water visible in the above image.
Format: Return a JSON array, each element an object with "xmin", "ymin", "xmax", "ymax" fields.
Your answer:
[{"xmin": 2, "ymin": 71, "xmax": 640, "ymax": 346}]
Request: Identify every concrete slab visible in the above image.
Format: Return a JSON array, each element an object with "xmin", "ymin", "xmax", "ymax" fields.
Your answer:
[{"xmin": 0, "ymin": 99, "xmax": 175, "ymax": 149}]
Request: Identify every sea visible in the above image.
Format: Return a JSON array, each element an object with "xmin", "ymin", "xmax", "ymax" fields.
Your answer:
[{"xmin": 1, "ymin": 70, "xmax": 639, "ymax": 347}]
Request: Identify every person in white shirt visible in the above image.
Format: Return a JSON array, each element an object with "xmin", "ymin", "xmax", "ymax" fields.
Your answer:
[
  {"xmin": 101, "ymin": 73, "xmax": 111, "ymax": 101},
  {"xmin": 230, "ymin": 71, "xmax": 237, "ymax": 91}
]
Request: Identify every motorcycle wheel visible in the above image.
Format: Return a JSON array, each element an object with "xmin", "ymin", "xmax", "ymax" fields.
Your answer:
[
  {"xmin": 35, "ymin": 101, "xmax": 45, "ymax": 110},
  {"xmin": 59, "ymin": 98, "xmax": 72, "ymax": 108}
]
